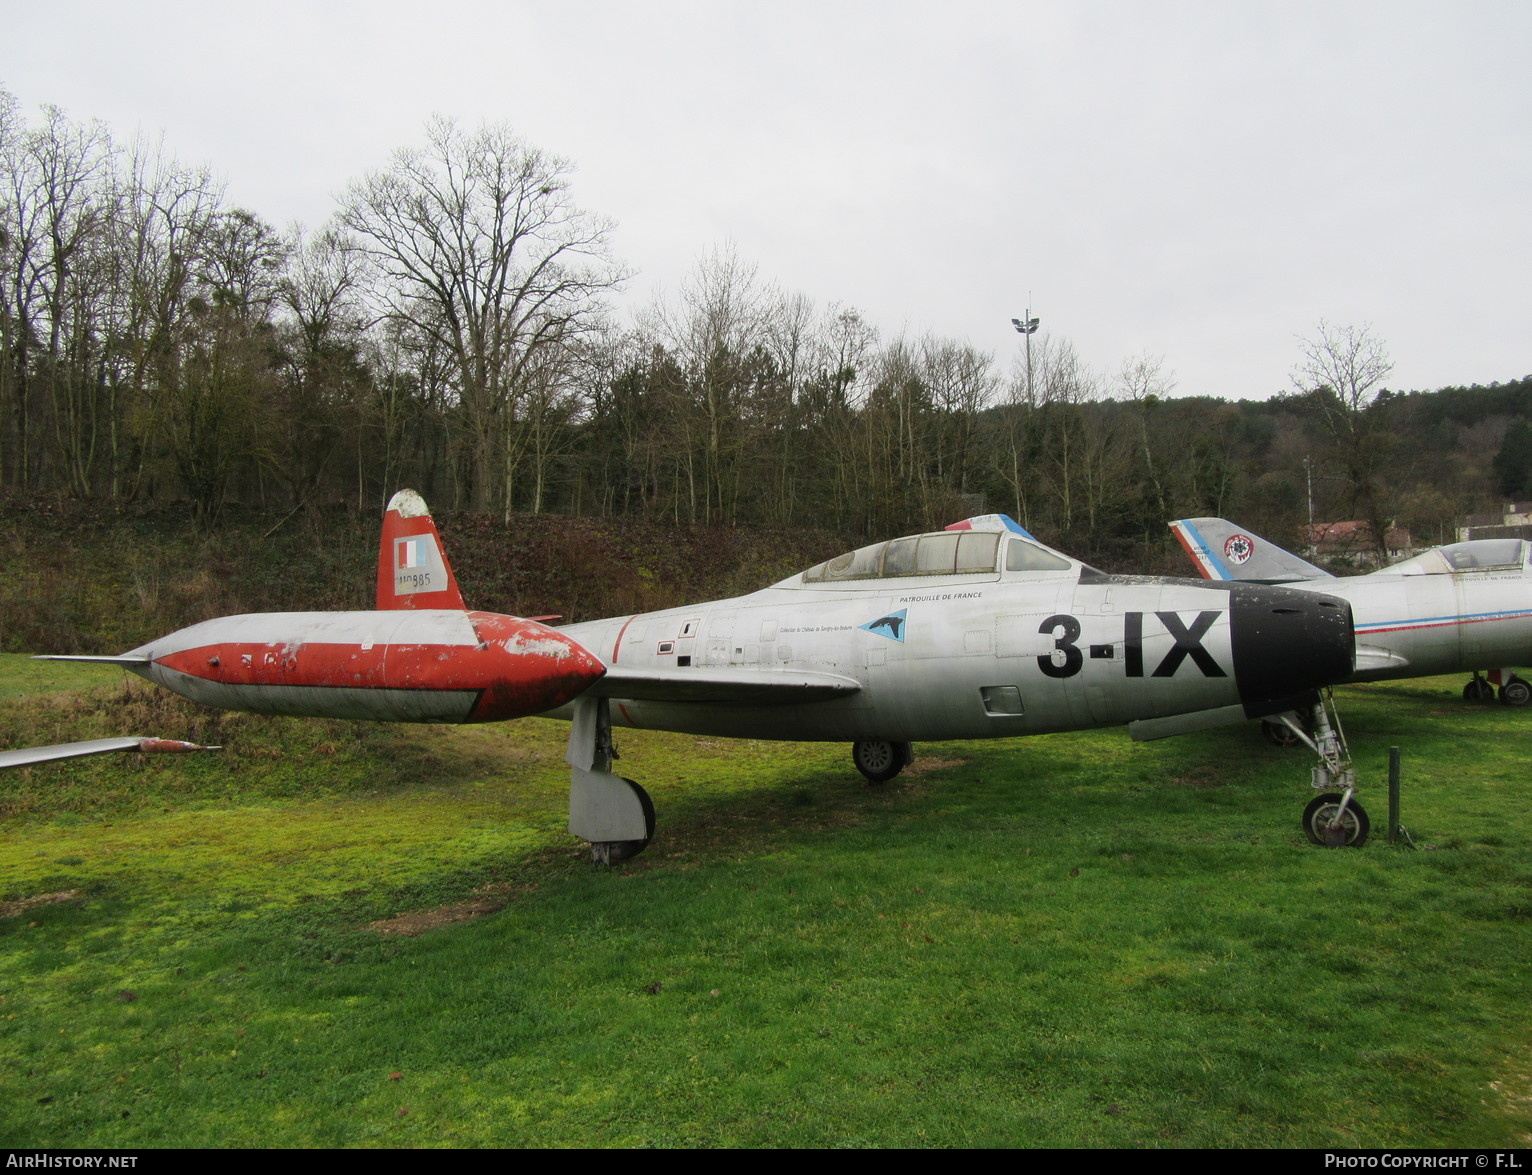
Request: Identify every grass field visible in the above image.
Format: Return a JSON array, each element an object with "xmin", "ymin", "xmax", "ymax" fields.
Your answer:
[{"xmin": 1, "ymin": 655, "xmax": 1529, "ymax": 1147}]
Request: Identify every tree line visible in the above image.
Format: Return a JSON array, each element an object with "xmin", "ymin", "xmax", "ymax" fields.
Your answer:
[{"xmin": 2, "ymin": 89, "xmax": 1528, "ymax": 564}]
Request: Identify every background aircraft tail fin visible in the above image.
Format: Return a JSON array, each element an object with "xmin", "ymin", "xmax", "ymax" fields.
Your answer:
[
  {"xmin": 376, "ymin": 490, "xmax": 468, "ymax": 610},
  {"xmin": 1170, "ymin": 518, "xmax": 1332, "ymax": 583}
]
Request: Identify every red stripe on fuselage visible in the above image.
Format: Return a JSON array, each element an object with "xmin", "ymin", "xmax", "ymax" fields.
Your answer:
[{"xmin": 610, "ymin": 615, "xmax": 638, "ymax": 664}]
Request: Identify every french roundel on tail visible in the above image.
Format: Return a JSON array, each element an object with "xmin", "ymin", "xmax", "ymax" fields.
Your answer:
[{"xmin": 376, "ymin": 490, "xmax": 468, "ymax": 610}]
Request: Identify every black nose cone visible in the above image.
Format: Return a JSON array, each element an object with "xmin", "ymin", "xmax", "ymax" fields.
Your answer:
[{"xmin": 1228, "ymin": 584, "xmax": 1354, "ymax": 716}]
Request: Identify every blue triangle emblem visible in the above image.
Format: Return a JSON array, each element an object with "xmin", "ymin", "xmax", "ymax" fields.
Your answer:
[{"xmin": 860, "ymin": 609, "xmax": 908, "ymax": 642}]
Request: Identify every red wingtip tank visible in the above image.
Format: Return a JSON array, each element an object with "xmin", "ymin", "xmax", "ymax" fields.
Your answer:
[{"xmin": 40, "ymin": 491, "xmax": 606, "ymax": 724}]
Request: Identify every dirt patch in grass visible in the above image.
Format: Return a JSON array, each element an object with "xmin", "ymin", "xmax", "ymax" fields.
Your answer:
[
  {"xmin": 1490, "ymin": 1055, "xmax": 1532, "ymax": 1144},
  {"xmin": 0, "ymin": 889, "xmax": 84, "ymax": 919},
  {"xmin": 364, "ymin": 882, "xmax": 533, "ymax": 937},
  {"xmin": 1170, "ymin": 765, "xmax": 1224, "ymax": 789},
  {"xmin": 904, "ymin": 756, "xmax": 966, "ymax": 776}
]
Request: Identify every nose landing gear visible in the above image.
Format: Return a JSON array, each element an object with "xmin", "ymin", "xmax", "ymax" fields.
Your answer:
[{"xmin": 1270, "ymin": 690, "xmax": 1369, "ymax": 848}]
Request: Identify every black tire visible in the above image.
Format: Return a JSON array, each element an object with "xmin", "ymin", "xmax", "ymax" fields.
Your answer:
[
  {"xmin": 852, "ymin": 739, "xmax": 909, "ymax": 784},
  {"xmin": 1463, "ymin": 679, "xmax": 1496, "ymax": 703},
  {"xmin": 1499, "ymin": 677, "xmax": 1531, "ymax": 707},
  {"xmin": 1302, "ymin": 792, "xmax": 1369, "ymax": 848},
  {"xmin": 606, "ymin": 778, "xmax": 656, "ymax": 862}
]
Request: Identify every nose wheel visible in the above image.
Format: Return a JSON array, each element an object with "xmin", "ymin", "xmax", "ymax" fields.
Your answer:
[{"xmin": 1302, "ymin": 791, "xmax": 1370, "ymax": 847}]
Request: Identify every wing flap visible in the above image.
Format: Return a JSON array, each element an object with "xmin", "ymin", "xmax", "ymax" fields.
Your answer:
[{"xmin": 592, "ymin": 666, "xmax": 861, "ymax": 705}]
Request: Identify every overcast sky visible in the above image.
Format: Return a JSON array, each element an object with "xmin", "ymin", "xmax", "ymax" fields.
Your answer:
[{"xmin": 5, "ymin": 0, "xmax": 1528, "ymax": 400}]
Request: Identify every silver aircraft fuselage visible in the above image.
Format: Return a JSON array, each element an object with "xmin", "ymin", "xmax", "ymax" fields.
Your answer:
[{"xmin": 558, "ymin": 526, "xmax": 1354, "ymax": 743}]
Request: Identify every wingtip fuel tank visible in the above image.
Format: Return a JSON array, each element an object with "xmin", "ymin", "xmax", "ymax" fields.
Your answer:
[
  {"xmin": 42, "ymin": 493, "xmax": 606, "ymax": 725},
  {"xmin": 118, "ymin": 609, "xmax": 605, "ymax": 723}
]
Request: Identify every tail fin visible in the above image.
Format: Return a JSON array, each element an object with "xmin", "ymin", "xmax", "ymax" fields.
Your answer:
[
  {"xmin": 376, "ymin": 490, "xmax": 468, "ymax": 610},
  {"xmin": 1170, "ymin": 518, "xmax": 1332, "ymax": 583}
]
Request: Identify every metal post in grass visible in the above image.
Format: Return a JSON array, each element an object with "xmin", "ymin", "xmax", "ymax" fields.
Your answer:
[{"xmin": 1388, "ymin": 746, "xmax": 1401, "ymax": 845}]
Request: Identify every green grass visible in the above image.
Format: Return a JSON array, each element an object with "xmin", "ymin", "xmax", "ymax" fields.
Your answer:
[
  {"xmin": 0, "ymin": 655, "xmax": 123, "ymax": 700},
  {"xmin": 1, "ymin": 661, "xmax": 1529, "ymax": 1147}
]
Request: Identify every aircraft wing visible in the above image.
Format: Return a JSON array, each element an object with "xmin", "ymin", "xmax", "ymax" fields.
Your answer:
[
  {"xmin": 0, "ymin": 737, "xmax": 218, "ymax": 769},
  {"xmin": 590, "ymin": 666, "xmax": 862, "ymax": 705}
]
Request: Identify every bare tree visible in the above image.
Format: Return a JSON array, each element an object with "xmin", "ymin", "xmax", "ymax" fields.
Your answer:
[
  {"xmin": 339, "ymin": 117, "xmax": 626, "ymax": 514},
  {"xmin": 102, "ymin": 138, "xmax": 222, "ymax": 499},
  {"xmin": 1292, "ymin": 320, "xmax": 1395, "ymax": 559},
  {"xmin": 1031, "ymin": 336, "xmax": 1096, "ymax": 534},
  {"xmin": 0, "ymin": 101, "xmax": 115, "ymax": 491},
  {"xmin": 920, "ymin": 335, "xmax": 996, "ymax": 496},
  {"xmin": 273, "ymin": 226, "xmax": 369, "ymax": 509},
  {"xmin": 1293, "ymin": 320, "xmax": 1393, "ymax": 417},
  {"xmin": 1116, "ymin": 352, "xmax": 1175, "ymax": 537}
]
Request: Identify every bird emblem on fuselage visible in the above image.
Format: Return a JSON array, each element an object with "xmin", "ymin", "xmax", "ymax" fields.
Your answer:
[{"xmin": 860, "ymin": 609, "xmax": 908, "ymax": 642}]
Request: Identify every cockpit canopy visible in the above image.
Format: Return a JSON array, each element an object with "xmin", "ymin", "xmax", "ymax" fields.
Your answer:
[
  {"xmin": 1388, "ymin": 538, "xmax": 1529, "ymax": 576},
  {"xmin": 798, "ymin": 527, "xmax": 1074, "ymax": 585}
]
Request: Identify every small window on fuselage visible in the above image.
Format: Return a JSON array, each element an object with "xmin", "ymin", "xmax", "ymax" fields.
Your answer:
[{"xmin": 1006, "ymin": 537, "xmax": 1072, "ymax": 573}]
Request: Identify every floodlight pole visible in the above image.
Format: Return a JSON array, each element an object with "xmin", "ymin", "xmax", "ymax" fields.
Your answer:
[{"xmin": 1010, "ymin": 308, "xmax": 1041, "ymax": 404}]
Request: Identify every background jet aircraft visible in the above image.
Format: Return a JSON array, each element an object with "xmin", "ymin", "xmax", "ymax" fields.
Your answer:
[
  {"xmin": 1170, "ymin": 516, "xmax": 1532, "ymax": 709},
  {"xmin": 38, "ymin": 495, "xmax": 1358, "ymax": 861}
]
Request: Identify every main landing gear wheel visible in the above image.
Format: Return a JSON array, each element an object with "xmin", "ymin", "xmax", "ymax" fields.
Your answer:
[
  {"xmin": 1499, "ymin": 676, "xmax": 1532, "ymax": 707},
  {"xmin": 852, "ymin": 739, "xmax": 910, "ymax": 784},
  {"xmin": 604, "ymin": 778, "xmax": 656, "ymax": 863},
  {"xmin": 1302, "ymin": 792, "xmax": 1370, "ymax": 848},
  {"xmin": 1463, "ymin": 678, "xmax": 1496, "ymax": 703}
]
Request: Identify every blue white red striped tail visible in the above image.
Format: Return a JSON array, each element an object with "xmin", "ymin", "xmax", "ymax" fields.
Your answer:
[{"xmin": 376, "ymin": 490, "xmax": 467, "ymax": 610}]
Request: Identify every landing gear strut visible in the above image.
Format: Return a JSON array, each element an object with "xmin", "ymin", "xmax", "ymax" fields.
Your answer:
[
  {"xmin": 567, "ymin": 695, "xmax": 655, "ymax": 863},
  {"xmin": 852, "ymin": 739, "xmax": 912, "ymax": 784},
  {"xmin": 1271, "ymin": 690, "xmax": 1369, "ymax": 848}
]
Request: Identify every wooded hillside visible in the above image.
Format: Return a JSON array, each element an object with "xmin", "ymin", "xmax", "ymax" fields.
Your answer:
[{"xmin": 3, "ymin": 89, "xmax": 1527, "ymax": 575}]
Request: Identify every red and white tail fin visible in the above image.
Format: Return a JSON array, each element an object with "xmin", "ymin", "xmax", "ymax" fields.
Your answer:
[{"xmin": 376, "ymin": 490, "xmax": 468, "ymax": 610}]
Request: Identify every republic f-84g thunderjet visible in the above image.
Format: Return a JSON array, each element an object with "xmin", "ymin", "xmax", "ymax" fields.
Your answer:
[{"xmin": 40, "ymin": 495, "xmax": 1360, "ymax": 860}]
